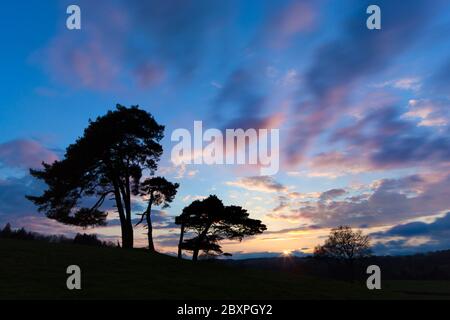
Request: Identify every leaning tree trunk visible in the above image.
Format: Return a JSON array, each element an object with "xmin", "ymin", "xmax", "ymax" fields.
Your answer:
[
  {"xmin": 177, "ymin": 223, "xmax": 185, "ymax": 259},
  {"xmin": 192, "ymin": 248, "xmax": 200, "ymax": 261},
  {"xmin": 146, "ymin": 206, "xmax": 155, "ymax": 252}
]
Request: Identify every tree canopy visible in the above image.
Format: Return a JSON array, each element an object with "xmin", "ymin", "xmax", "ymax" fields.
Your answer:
[
  {"xmin": 175, "ymin": 195, "xmax": 267, "ymax": 260},
  {"xmin": 314, "ymin": 226, "xmax": 372, "ymax": 261},
  {"xmin": 27, "ymin": 105, "xmax": 165, "ymax": 248},
  {"xmin": 136, "ymin": 177, "xmax": 179, "ymax": 251}
]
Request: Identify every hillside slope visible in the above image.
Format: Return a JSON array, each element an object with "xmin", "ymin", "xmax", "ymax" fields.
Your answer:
[{"xmin": 0, "ymin": 239, "xmax": 448, "ymax": 300}]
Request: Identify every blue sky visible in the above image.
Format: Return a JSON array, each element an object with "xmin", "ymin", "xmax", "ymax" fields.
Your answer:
[{"xmin": 1, "ymin": 0, "xmax": 450, "ymax": 258}]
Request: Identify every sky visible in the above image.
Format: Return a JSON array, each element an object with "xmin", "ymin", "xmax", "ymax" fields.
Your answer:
[{"xmin": 1, "ymin": 0, "xmax": 450, "ymax": 258}]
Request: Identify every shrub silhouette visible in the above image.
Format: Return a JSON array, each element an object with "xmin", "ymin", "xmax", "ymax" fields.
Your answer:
[
  {"xmin": 73, "ymin": 233, "xmax": 104, "ymax": 246},
  {"xmin": 0, "ymin": 223, "xmax": 115, "ymax": 248}
]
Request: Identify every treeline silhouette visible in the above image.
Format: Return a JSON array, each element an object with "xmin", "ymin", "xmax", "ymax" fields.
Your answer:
[
  {"xmin": 221, "ymin": 226, "xmax": 450, "ymax": 281},
  {"xmin": 4, "ymin": 222, "xmax": 450, "ymax": 280},
  {"xmin": 223, "ymin": 252, "xmax": 450, "ymax": 281},
  {"xmin": 0, "ymin": 223, "xmax": 116, "ymax": 248}
]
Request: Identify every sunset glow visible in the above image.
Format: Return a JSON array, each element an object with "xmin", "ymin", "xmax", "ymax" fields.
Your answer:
[{"xmin": 1, "ymin": 0, "xmax": 450, "ymax": 260}]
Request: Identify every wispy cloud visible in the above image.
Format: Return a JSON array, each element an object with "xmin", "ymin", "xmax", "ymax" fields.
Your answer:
[
  {"xmin": 226, "ymin": 176, "xmax": 288, "ymax": 193},
  {"xmin": 0, "ymin": 139, "xmax": 59, "ymax": 170},
  {"xmin": 269, "ymin": 173, "xmax": 450, "ymax": 228}
]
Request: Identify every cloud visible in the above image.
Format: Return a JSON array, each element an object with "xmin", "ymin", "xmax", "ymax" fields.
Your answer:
[
  {"xmin": 374, "ymin": 77, "xmax": 422, "ymax": 91},
  {"xmin": 37, "ymin": 0, "xmax": 232, "ymax": 90},
  {"xmin": 319, "ymin": 188, "xmax": 347, "ymax": 201},
  {"xmin": 403, "ymin": 99, "xmax": 449, "ymax": 127},
  {"xmin": 262, "ymin": 224, "xmax": 321, "ymax": 235},
  {"xmin": 38, "ymin": 4, "xmax": 126, "ymax": 90},
  {"xmin": 5, "ymin": 215, "xmax": 79, "ymax": 238},
  {"xmin": 0, "ymin": 139, "xmax": 59, "ymax": 170},
  {"xmin": 105, "ymin": 210, "xmax": 172, "ymax": 227},
  {"xmin": 373, "ymin": 212, "xmax": 450, "ymax": 239},
  {"xmin": 330, "ymin": 105, "xmax": 450, "ymax": 170},
  {"xmin": 285, "ymin": 0, "xmax": 443, "ymax": 165},
  {"xmin": 213, "ymin": 66, "xmax": 276, "ymax": 130},
  {"xmin": 126, "ymin": 0, "xmax": 232, "ymax": 75},
  {"xmin": 430, "ymin": 59, "xmax": 450, "ymax": 96},
  {"xmin": 154, "ymin": 232, "xmax": 182, "ymax": 247},
  {"xmin": 226, "ymin": 176, "xmax": 287, "ymax": 193},
  {"xmin": 306, "ymin": 151, "xmax": 375, "ymax": 177},
  {"xmin": 134, "ymin": 63, "xmax": 166, "ymax": 88},
  {"xmin": 210, "ymin": 51, "xmax": 293, "ymax": 137},
  {"xmin": 371, "ymin": 212, "xmax": 450, "ymax": 254},
  {"xmin": 370, "ymin": 239, "xmax": 447, "ymax": 256},
  {"xmin": 0, "ymin": 175, "xmax": 44, "ymax": 223},
  {"xmin": 261, "ymin": 0, "xmax": 318, "ymax": 49},
  {"xmin": 182, "ymin": 195, "xmax": 207, "ymax": 203},
  {"xmin": 0, "ymin": 175, "xmax": 85, "ymax": 238},
  {"xmin": 269, "ymin": 173, "xmax": 450, "ymax": 228},
  {"xmin": 210, "ymin": 81, "xmax": 223, "ymax": 89}
]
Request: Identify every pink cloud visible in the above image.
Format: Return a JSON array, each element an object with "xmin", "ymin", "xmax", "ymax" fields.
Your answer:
[
  {"xmin": 134, "ymin": 63, "xmax": 166, "ymax": 88},
  {"xmin": 268, "ymin": 172, "xmax": 450, "ymax": 228},
  {"xmin": 35, "ymin": 1, "xmax": 229, "ymax": 91},
  {"xmin": 265, "ymin": 1, "xmax": 318, "ymax": 48},
  {"xmin": 35, "ymin": 2, "xmax": 129, "ymax": 91},
  {"xmin": 0, "ymin": 139, "xmax": 59, "ymax": 169},
  {"xmin": 44, "ymin": 34, "xmax": 121, "ymax": 91},
  {"xmin": 283, "ymin": 1, "xmax": 439, "ymax": 167},
  {"xmin": 70, "ymin": 42, "xmax": 120, "ymax": 90},
  {"xmin": 226, "ymin": 176, "xmax": 287, "ymax": 193}
]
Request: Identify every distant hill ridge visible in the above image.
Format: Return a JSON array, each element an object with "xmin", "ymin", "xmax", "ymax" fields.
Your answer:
[{"xmin": 221, "ymin": 250, "xmax": 450, "ymax": 281}]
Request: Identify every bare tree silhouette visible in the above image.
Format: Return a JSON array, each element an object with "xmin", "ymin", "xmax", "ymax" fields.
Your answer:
[{"xmin": 314, "ymin": 226, "xmax": 372, "ymax": 280}]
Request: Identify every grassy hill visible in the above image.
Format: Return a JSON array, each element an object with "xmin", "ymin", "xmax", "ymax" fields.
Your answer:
[{"xmin": 1, "ymin": 238, "xmax": 449, "ymax": 300}]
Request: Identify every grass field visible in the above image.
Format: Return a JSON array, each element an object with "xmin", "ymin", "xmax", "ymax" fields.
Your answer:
[{"xmin": 1, "ymin": 239, "xmax": 449, "ymax": 300}]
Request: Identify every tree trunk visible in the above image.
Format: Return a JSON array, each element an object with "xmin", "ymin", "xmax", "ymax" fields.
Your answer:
[
  {"xmin": 144, "ymin": 195, "xmax": 155, "ymax": 252},
  {"xmin": 122, "ymin": 208, "xmax": 134, "ymax": 249},
  {"xmin": 121, "ymin": 223, "xmax": 134, "ymax": 249},
  {"xmin": 192, "ymin": 248, "xmax": 200, "ymax": 261},
  {"xmin": 146, "ymin": 206, "xmax": 155, "ymax": 252},
  {"xmin": 122, "ymin": 182, "xmax": 134, "ymax": 249},
  {"xmin": 192, "ymin": 222, "xmax": 212, "ymax": 261},
  {"xmin": 178, "ymin": 223, "xmax": 185, "ymax": 259},
  {"xmin": 113, "ymin": 182, "xmax": 134, "ymax": 249}
]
